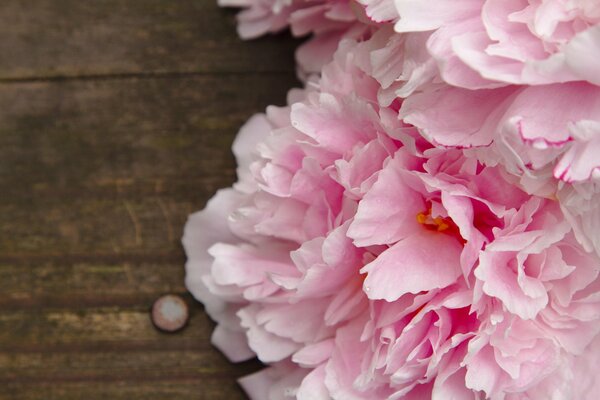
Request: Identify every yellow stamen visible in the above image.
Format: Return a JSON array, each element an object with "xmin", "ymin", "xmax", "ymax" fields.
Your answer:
[
  {"xmin": 417, "ymin": 209, "xmax": 451, "ymax": 232},
  {"xmin": 416, "ymin": 212, "xmax": 428, "ymax": 224},
  {"xmin": 437, "ymin": 222, "xmax": 449, "ymax": 232}
]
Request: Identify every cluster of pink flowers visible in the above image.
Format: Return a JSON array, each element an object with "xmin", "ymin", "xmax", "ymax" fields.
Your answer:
[{"xmin": 184, "ymin": 1, "xmax": 600, "ymax": 399}]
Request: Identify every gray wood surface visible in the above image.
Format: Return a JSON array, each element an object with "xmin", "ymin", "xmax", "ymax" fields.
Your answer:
[{"xmin": 0, "ymin": 1, "xmax": 300, "ymax": 398}]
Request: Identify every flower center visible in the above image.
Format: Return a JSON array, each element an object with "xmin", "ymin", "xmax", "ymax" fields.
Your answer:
[
  {"xmin": 416, "ymin": 207, "xmax": 466, "ymax": 245},
  {"xmin": 416, "ymin": 209, "xmax": 452, "ymax": 232}
]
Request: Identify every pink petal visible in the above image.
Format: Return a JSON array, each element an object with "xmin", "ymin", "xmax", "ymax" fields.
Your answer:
[
  {"xmin": 361, "ymin": 232, "xmax": 463, "ymax": 302},
  {"xmin": 290, "ymin": 93, "xmax": 380, "ymax": 155},
  {"xmin": 400, "ymin": 85, "xmax": 517, "ymax": 147},
  {"xmin": 211, "ymin": 324, "xmax": 255, "ymax": 362},
  {"xmin": 465, "ymin": 344, "xmax": 505, "ymax": 395},
  {"xmin": 394, "ymin": 0, "xmax": 480, "ymax": 32},
  {"xmin": 238, "ymin": 305, "xmax": 301, "ymax": 363},
  {"xmin": 239, "ymin": 363, "xmax": 308, "ymax": 400},
  {"xmin": 476, "ymin": 251, "xmax": 548, "ymax": 320},
  {"xmin": 565, "ymin": 26, "xmax": 600, "ymax": 86},
  {"xmin": 347, "ymin": 151, "xmax": 424, "ymax": 247},
  {"xmin": 297, "ymin": 365, "xmax": 330, "ymax": 400},
  {"xmin": 292, "ymin": 340, "xmax": 335, "ymax": 368},
  {"xmin": 233, "ymin": 114, "xmax": 272, "ymax": 193},
  {"xmin": 357, "ymin": 0, "xmax": 399, "ymax": 23},
  {"xmin": 554, "ymin": 121, "xmax": 600, "ymax": 182}
]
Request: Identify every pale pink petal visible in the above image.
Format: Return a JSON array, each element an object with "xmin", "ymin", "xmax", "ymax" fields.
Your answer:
[
  {"xmin": 238, "ymin": 305, "xmax": 301, "ymax": 363},
  {"xmin": 565, "ymin": 26, "xmax": 600, "ymax": 86},
  {"xmin": 476, "ymin": 250, "xmax": 548, "ymax": 320},
  {"xmin": 233, "ymin": 114, "xmax": 272, "ymax": 193},
  {"xmin": 290, "ymin": 93, "xmax": 380, "ymax": 155},
  {"xmin": 554, "ymin": 121, "xmax": 600, "ymax": 182},
  {"xmin": 256, "ymin": 300, "xmax": 333, "ymax": 343},
  {"xmin": 292, "ymin": 340, "xmax": 335, "ymax": 368},
  {"xmin": 211, "ymin": 324, "xmax": 255, "ymax": 362},
  {"xmin": 296, "ymin": 31, "xmax": 347, "ymax": 74},
  {"xmin": 506, "ymin": 83, "xmax": 600, "ymax": 146},
  {"xmin": 464, "ymin": 343, "xmax": 505, "ymax": 395},
  {"xmin": 361, "ymin": 232, "xmax": 463, "ymax": 302},
  {"xmin": 296, "ymin": 365, "xmax": 330, "ymax": 400},
  {"xmin": 209, "ymin": 242, "xmax": 296, "ymax": 288},
  {"xmin": 400, "ymin": 85, "xmax": 517, "ymax": 147},
  {"xmin": 347, "ymin": 152, "xmax": 424, "ymax": 246},
  {"xmin": 394, "ymin": 0, "xmax": 480, "ymax": 32},
  {"xmin": 240, "ymin": 362, "xmax": 308, "ymax": 400},
  {"xmin": 357, "ymin": 0, "xmax": 399, "ymax": 23}
]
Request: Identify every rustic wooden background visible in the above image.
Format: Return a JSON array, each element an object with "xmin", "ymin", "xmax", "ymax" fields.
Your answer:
[{"xmin": 0, "ymin": 1, "xmax": 299, "ymax": 398}]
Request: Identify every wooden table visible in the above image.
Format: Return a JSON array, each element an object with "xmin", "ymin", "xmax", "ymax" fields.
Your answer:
[{"xmin": 0, "ymin": 1, "xmax": 299, "ymax": 398}]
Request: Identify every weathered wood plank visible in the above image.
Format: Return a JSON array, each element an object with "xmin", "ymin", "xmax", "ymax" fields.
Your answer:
[
  {"xmin": 0, "ymin": 75, "xmax": 297, "ymax": 204},
  {"xmin": 0, "ymin": 198, "xmax": 194, "ymax": 255},
  {"xmin": 0, "ymin": 0, "xmax": 300, "ymax": 79},
  {"xmin": 0, "ymin": 305, "xmax": 263, "ymax": 392},
  {"xmin": 0, "ymin": 75, "xmax": 297, "ymax": 255},
  {"xmin": 0, "ymin": 350, "xmax": 254, "ymax": 381},
  {"xmin": 0, "ymin": 307, "xmax": 213, "ymax": 349},
  {"xmin": 3, "ymin": 381, "xmax": 248, "ymax": 400},
  {"xmin": 0, "ymin": 261, "xmax": 187, "ymax": 309}
]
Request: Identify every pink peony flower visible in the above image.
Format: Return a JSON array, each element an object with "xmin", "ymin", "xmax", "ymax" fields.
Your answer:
[
  {"xmin": 183, "ymin": 32, "xmax": 600, "ymax": 399},
  {"xmin": 393, "ymin": 0, "xmax": 600, "ymax": 88}
]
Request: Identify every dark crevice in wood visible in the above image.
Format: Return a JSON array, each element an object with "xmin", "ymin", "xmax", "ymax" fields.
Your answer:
[
  {"xmin": 0, "ymin": 374, "xmax": 248, "ymax": 385},
  {"xmin": 0, "ymin": 252, "xmax": 184, "ymax": 266},
  {"xmin": 0, "ymin": 70, "xmax": 298, "ymax": 85},
  {"xmin": 0, "ymin": 292, "xmax": 191, "ymax": 310},
  {"xmin": 0, "ymin": 339, "xmax": 218, "ymax": 355}
]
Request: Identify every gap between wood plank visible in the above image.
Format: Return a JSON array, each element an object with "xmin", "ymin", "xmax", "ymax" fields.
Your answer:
[
  {"xmin": 0, "ymin": 252, "xmax": 183, "ymax": 265},
  {"xmin": 0, "ymin": 70, "xmax": 298, "ymax": 85}
]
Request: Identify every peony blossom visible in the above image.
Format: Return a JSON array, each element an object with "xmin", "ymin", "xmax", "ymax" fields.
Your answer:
[{"xmin": 183, "ymin": 26, "xmax": 600, "ymax": 399}]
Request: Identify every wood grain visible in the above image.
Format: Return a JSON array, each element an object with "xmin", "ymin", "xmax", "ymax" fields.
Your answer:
[
  {"xmin": 0, "ymin": 0, "xmax": 298, "ymax": 79},
  {"xmin": 0, "ymin": 0, "xmax": 301, "ymax": 398}
]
